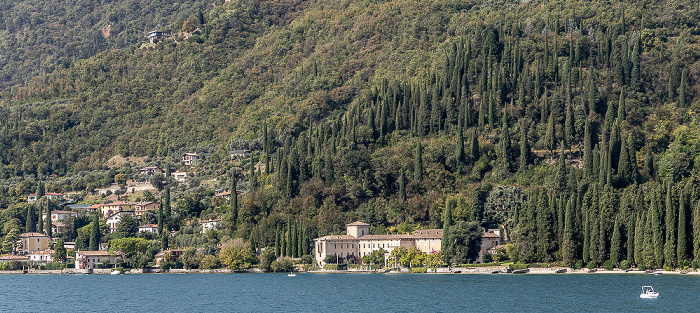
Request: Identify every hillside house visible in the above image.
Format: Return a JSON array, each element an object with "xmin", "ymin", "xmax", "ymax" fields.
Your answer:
[
  {"xmin": 147, "ymin": 31, "xmax": 169, "ymax": 43},
  {"xmin": 182, "ymin": 153, "xmax": 200, "ymax": 166},
  {"xmin": 230, "ymin": 150, "xmax": 251, "ymax": 160},
  {"xmin": 106, "ymin": 211, "xmax": 135, "ymax": 233},
  {"xmin": 138, "ymin": 224, "xmax": 159, "ymax": 234},
  {"xmin": 134, "ymin": 202, "xmax": 159, "ymax": 217},
  {"xmin": 27, "ymin": 192, "xmax": 65, "ymax": 204},
  {"xmin": 478, "ymin": 229, "xmax": 502, "ymax": 262},
  {"xmin": 139, "ymin": 166, "xmax": 164, "ymax": 176},
  {"xmin": 155, "ymin": 249, "xmax": 185, "ymax": 267},
  {"xmin": 200, "ymin": 219, "xmax": 221, "ymax": 233},
  {"xmin": 42, "ymin": 210, "xmax": 77, "ymax": 223},
  {"xmin": 100, "ymin": 201, "xmax": 135, "ymax": 217},
  {"xmin": 172, "ymin": 171, "xmax": 189, "ymax": 182}
]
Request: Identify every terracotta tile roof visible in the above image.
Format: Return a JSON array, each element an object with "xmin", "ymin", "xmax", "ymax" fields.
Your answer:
[
  {"xmin": 346, "ymin": 221, "xmax": 370, "ymax": 226},
  {"xmin": 87, "ymin": 204, "xmax": 102, "ymax": 210},
  {"xmin": 0, "ymin": 255, "xmax": 28, "ymax": 261},
  {"xmin": 139, "ymin": 224, "xmax": 158, "ymax": 228},
  {"xmin": 360, "ymin": 234, "xmax": 414, "ymax": 240},
  {"xmin": 28, "ymin": 192, "xmax": 64, "ymax": 196},
  {"xmin": 20, "ymin": 232, "xmax": 47, "ymax": 238},
  {"xmin": 76, "ymin": 251, "xmax": 116, "ymax": 256},
  {"xmin": 315, "ymin": 235, "xmax": 357, "ymax": 240},
  {"xmin": 412, "ymin": 229, "xmax": 443, "ymax": 238},
  {"xmin": 482, "ymin": 232, "xmax": 501, "ymax": 238},
  {"xmin": 28, "ymin": 249, "xmax": 54, "ymax": 255},
  {"xmin": 49, "ymin": 210, "xmax": 75, "ymax": 215},
  {"xmin": 200, "ymin": 219, "xmax": 221, "ymax": 224}
]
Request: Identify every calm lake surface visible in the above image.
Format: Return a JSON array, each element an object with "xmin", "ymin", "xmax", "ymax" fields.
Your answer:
[{"xmin": 1, "ymin": 273, "xmax": 698, "ymax": 312}]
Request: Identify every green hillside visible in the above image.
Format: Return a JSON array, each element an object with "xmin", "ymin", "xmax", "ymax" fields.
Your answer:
[{"xmin": 2, "ymin": 0, "xmax": 700, "ymax": 269}]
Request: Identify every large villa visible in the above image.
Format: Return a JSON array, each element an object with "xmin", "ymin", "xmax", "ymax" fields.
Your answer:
[
  {"xmin": 313, "ymin": 222, "xmax": 443, "ymax": 265},
  {"xmin": 314, "ymin": 222, "xmax": 504, "ymax": 265}
]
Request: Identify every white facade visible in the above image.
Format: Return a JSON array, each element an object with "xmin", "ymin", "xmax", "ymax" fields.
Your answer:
[
  {"xmin": 42, "ymin": 210, "xmax": 77, "ymax": 223},
  {"xmin": 75, "ymin": 251, "xmax": 119, "ymax": 269},
  {"xmin": 138, "ymin": 224, "xmax": 159, "ymax": 234},
  {"xmin": 106, "ymin": 211, "xmax": 134, "ymax": 233},
  {"xmin": 27, "ymin": 250, "xmax": 54, "ymax": 263},
  {"xmin": 200, "ymin": 219, "xmax": 220, "ymax": 233}
]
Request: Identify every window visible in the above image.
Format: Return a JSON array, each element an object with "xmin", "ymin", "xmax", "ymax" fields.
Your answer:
[
  {"xmin": 362, "ymin": 230, "xmax": 365, "ymax": 235},
  {"xmin": 334, "ymin": 244, "xmax": 337, "ymax": 249}
]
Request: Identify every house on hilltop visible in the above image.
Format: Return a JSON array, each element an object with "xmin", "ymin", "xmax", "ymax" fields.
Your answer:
[
  {"xmin": 139, "ymin": 166, "xmax": 164, "ymax": 176},
  {"xmin": 182, "ymin": 153, "xmax": 200, "ymax": 166},
  {"xmin": 147, "ymin": 31, "xmax": 169, "ymax": 43},
  {"xmin": 27, "ymin": 192, "xmax": 65, "ymax": 204}
]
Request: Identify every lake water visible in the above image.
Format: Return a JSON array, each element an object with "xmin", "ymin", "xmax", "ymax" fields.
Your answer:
[{"xmin": 1, "ymin": 273, "xmax": 698, "ymax": 312}]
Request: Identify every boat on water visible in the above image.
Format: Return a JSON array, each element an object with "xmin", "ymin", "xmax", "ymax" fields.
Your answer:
[
  {"xmin": 640, "ymin": 286, "xmax": 659, "ymax": 299},
  {"xmin": 288, "ymin": 271, "xmax": 296, "ymax": 277},
  {"xmin": 110, "ymin": 270, "xmax": 121, "ymax": 275}
]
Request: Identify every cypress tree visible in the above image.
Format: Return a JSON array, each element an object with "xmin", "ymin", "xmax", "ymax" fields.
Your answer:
[
  {"xmin": 488, "ymin": 90, "xmax": 496, "ymax": 128},
  {"xmin": 38, "ymin": 205, "xmax": 43, "ymax": 235},
  {"xmin": 89, "ymin": 213, "xmax": 100, "ymax": 251},
  {"xmin": 645, "ymin": 146, "xmax": 655, "ymax": 180},
  {"xmin": 562, "ymin": 197, "xmax": 575, "ymax": 266},
  {"xmin": 275, "ymin": 224, "xmax": 281, "ymax": 257},
  {"xmin": 286, "ymin": 222, "xmax": 292, "ymax": 257},
  {"xmin": 617, "ymin": 134, "xmax": 634, "ymax": 187},
  {"xmin": 583, "ymin": 210, "xmax": 590, "ymax": 263},
  {"xmin": 545, "ymin": 112, "xmax": 556, "ymax": 158},
  {"xmin": 635, "ymin": 210, "xmax": 645, "ymax": 267},
  {"xmin": 499, "ymin": 110, "xmax": 513, "ymax": 173},
  {"xmin": 164, "ymin": 187, "xmax": 171, "ymax": 216},
  {"xmin": 617, "ymin": 89, "xmax": 626, "ymax": 121},
  {"xmin": 46, "ymin": 200, "xmax": 52, "ymax": 238},
  {"xmin": 456, "ymin": 118, "xmax": 466, "ymax": 170},
  {"xmin": 679, "ymin": 69, "xmax": 687, "ymax": 107},
  {"xmin": 519, "ymin": 120, "xmax": 530, "ymax": 172},
  {"xmin": 25, "ymin": 205, "xmax": 34, "ymax": 232},
  {"xmin": 564, "ymin": 104, "xmax": 575, "ymax": 149},
  {"xmin": 610, "ymin": 215, "xmax": 621, "ymax": 267},
  {"xmin": 158, "ymin": 199, "xmax": 164, "ymax": 236},
  {"xmin": 324, "ymin": 151, "xmax": 334, "ymax": 183},
  {"xmin": 470, "ymin": 130, "xmax": 480, "ymax": 161},
  {"xmin": 231, "ymin": 175, "xmax": 238, "ymax": 229},
  {"xmin": 645, "ymin": 206, "xmax": 656, "ymax": 268},
  {"xmin": 280, "ymin": 227, "xmax": 287, "ymax": 257},
  {"xmin": 693, "ymin": 199, "xmax": 700, "ymax": 262},
  {"xmin": 442, "ymin": 199, "xmax": 453, "ymax": 263},
  {"xmin": 161, "ymin": 232, "xmax": 169, "ymax": 250},
  {"xmin": 627, "ymin": 212, "xmax": 636, "ymax": 265},
  {"xmin": 664, "ymin": 183, "xmax": 677, "ymax": 268},
  {"xmin": 667, "ymin": 61, "xmax": 680, "ymax": 102},
  {"xmin": 677, "ymin": 189, "xmax": 688, "ymax": 263},
  {"xmin": 414, "ymin": 142, "xmax": 423, "ymax": 181},
  {"xmin": 651, "ymin": 193, "xmax": 664, "ymax": 268},
  {"xmin": 609, "ymin": 121, "xmax": 621, "ymax": 172},
  {"xmin": 398, "ymin": 169, "xmax": 406, "ymax": 201},
  {"xmin": 604, "ymin": 101, "xmax": 616, "ymax": 133}
]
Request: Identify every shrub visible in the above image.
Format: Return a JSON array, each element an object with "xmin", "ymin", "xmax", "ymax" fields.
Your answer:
[
  {"xmin": 637, "ymin": 264, "xmax": 646, "ymax": 271},
  {"xmin": 586, "ymin": 261, "xmax": 597, "ymax": 269},
  {"xmin": 300, "ymin": 255, "xmax": 314, "ymax": 264},
  {"xmin": 200, "ymin": 255, "xmax": 220, "ymax": 269},
  {"xmin": 679, "ymin": 259, "xmax": 691, "ymax": 270},
  {"xmin": 620, "ymin": 260, "xmax": 630, "ymax": 270},
  {"xmin": 271, "ymin": 257, "xmax": 293, "ymax": 272},
  {"xmin": 411, "ymin": 267, "xmax": 427, "ymax": 273},
  {"xmin": 573, "ymin": 260, "xmax": 583, "ymax": 269},
  {"xmin": 603, "ymin": 260, "xmax": 613, "ymax": 270},
  {"xmin": 692, "ymin": 259, "xmax": 700, "ymax": 269},
  {"xmin": 482, "ymin": 254, "xmax": 492, "ymax": 263}
]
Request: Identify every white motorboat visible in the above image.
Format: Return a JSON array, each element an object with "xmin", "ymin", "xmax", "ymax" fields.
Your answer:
[
  {"xmin": 110, "ymin": 270, "xmax": 122, "ymax": 275},
  {"xmin": 640, "ymin": 286, "xmax": 659, "ymax": 299},
  {"xmin": 288, "ymin": 271, "xmax": 296, "ymax": 277}
]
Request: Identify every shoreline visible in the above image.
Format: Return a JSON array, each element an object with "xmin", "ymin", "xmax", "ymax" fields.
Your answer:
[{"xmin": 3, "ymin": 267, "xmax": 700, "ymax": 275}]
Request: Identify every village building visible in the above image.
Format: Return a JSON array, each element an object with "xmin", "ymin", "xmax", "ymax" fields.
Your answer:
[
  {"xmin": 86, "ymin": 204, "xmax": 103, "ymax": 214},
  {"xmin": 17, "ymin": 233, "xmax": 50, "ymax": 254},
  {"xmin": 182, "ymin": 153, "xmax": 200, "ymax": 166},
  {"xmin": 106, "ymin": 211, "xmax": 135, "ymax": 233},
  {"xmin": 51, "ymin": 222, "xmax": 66, "ymax": 235},
  {"xmin": 75, "ymin": 251, "xmax": 120, "ymax": 270},
  {"xmin": 155, "ymin": 249, "xmax": 185, "ymax": 267},
  {"xmin": 230, "ymin": 150, "xmax": 251, "ymax": 160},
  {"xmin": 147, "ymin": 31, "xmax": 169, "ymax": 43},
  {"xmin": 42, "ymin": 210, "xmax": 77, "ymax": 223},
  {"xmin": 0, "ymin": 255, "xmax": 28, "ymax": 263},
  {"xmin": 479, "ymin": 229, "xmax": 502, "ymax": 262},
  {"xmin": 138, "ymin": 224, "xmax": 159, "ymax": 234},
  {"xmin": 27, "ymin": 249, "xmax": 54, "ymax": 263},
  {"xmin": 200, "ymin": 219, "xmax": 221, "ymax": 233},
  {"xmin": 139, "ymin": 166, "xmax": 164, "ymax": 176},
  {"xmin": 172, "ymin": 171, "xmax": 189, "ymax": 182},
  {"xmin": 27, "ymin": 192, "xmax": 65, "ymax": 204},
  {"xmin": 134, "ymin": 202, "xmax": 159, "ymax": 217},
  {"xmin": 100, "ymin": 201, "xmax": 136, "ymax": 217},
  {"xmin": 313, "ymin": 222, "xmax": 443, "ymax": 266}
]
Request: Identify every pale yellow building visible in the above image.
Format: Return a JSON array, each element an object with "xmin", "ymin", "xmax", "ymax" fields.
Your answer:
[
  {"xmin": 314, "ymin": 222, "xmax": 443, "ymax": 265},
  {"xmin": 18, "ymin": 233, "xmax": 50, "ymax": 254}
]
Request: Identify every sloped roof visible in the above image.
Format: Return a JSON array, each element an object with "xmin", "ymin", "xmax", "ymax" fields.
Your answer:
[
  {"xmin": 315, "ymin": 235, "xmax": 357, "ymax": 241},
  {"xmin": 346, "ymin": 221, "xmax": 370, "ymax": 226},
  {"xmin": 412, "ymin": 229, "xmax": 443, "ymax": 238},
  {"xmin": 139, "ymin": 224, "xmax": 158, "ymax": 228},
  {"xmin": 20, "ymin": 232, "xmax": 47, "ymax": 238},
  {"xmin": 77, "ymin": 251, "xmax": 116, "ymax": 256}
]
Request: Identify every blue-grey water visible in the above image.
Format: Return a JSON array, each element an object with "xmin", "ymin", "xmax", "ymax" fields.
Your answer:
[{"xmin": 1, "ymin": 273, "xmax": 697, "ymax": 312}]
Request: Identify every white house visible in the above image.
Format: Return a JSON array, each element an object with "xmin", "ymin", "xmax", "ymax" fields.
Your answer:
[
  {"xmin": 139, "ymin": 166, "xmax": 164, "ymax": 176},
  {"xmin": 138, "ymin": 224, "xmax": 159, "ymax": 234},
  {"xmin": 106, "ymin": 211, "xmax": 134, "ymax": 233},
  {"xmin": 75, "ymin": 251, "xmax": 120, "ymax": 270},
  {"xmin": 27, "ymin": 249, "xmax": 54, "ymax": 263},
  {"xmin": 27, "ymin": 192, "xmax": 65, "ymax": 204},
  {"xmin": 42, "ymin": 210, "xmax": 77, "ymax": 223},
  {"xmin": 230, "ymin": 150, "xmax": 251, "ymax": 160},
  {"xmin": 182, "ymin": 153, "xmax": 200, "ymax": 166},
  {"xmin": 200, "ymin": 219, "xmax": 221, "ymax": 233},
  {"xmin": 172, "ymin": 171, "xmax": 189, "ymax": 182}
]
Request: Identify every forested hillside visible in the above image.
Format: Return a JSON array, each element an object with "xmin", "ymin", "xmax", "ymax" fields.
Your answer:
[{"xmin": 2, "ymin": 0, "xmax": 700, "ymax": 269}]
